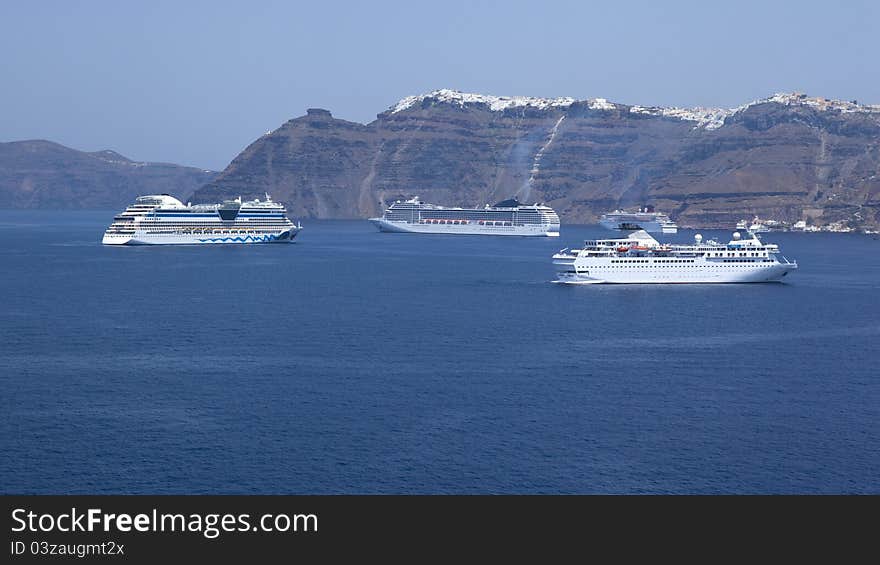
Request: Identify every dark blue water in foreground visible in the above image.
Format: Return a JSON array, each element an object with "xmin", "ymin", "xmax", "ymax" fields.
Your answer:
[{"xmin": 1, "ymin": 211, "xmax": 878, "ymax": 494}]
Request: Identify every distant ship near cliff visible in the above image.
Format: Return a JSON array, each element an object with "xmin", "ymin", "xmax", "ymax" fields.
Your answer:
[
  {"xmin": 369, "ymin": 196, "xmax": 560, "ymax": 237},
  {"xmin": 599, "ymin": 205, "xmax": 678, "ymax": 234}
]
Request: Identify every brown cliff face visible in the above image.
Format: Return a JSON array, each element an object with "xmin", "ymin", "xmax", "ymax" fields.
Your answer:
[
  {"xmin": 193, "ymin": 108, "xmax": 375, "ymax": 218},
  {"xmin": 649, "ymin": 103, "xmax": 880, "ymax": 227},
  {"xmin": 0, "ymin": 140, "xmax": 216, "ymax": 209},
  {"xmin": 194, "ymin": 91, "xmax": 880, "ymax": 228}
]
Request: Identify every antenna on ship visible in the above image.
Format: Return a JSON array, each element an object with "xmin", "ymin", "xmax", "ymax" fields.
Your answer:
[{"xmin": 265, "ymin": 192, "xmax": 272, "ymax": 202}]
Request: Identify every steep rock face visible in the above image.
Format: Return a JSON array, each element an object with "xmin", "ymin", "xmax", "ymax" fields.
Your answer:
[
  {"xmin": 194, "ymin": 91, "xmax": 880, "ymax": 227},
  {"xmin": 0, "ymin": 140, "xmax": 216, "ymax": 209},
  {"xmin": 195, "ymin": 109, "xmax": 375, "ymax": 218},
  {"xmin": 653, "ymin": 102, "xmax": 880, "ymax": 226}
]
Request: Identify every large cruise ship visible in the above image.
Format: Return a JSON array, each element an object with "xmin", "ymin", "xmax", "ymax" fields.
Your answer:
[
  {"xmin": 102, "ymin": 194, "xmax": 301, "ymax": 245},
  {"xmin": 599, "ymin": 206, "xmax": 678, "ymax": 234},
  {"xmin": 369, "ymin": 197, "xmax": 560, "ymax": 236},
  {"xmin": 552, "ymin": 229, "xmax": 797, "ymax": 284}
]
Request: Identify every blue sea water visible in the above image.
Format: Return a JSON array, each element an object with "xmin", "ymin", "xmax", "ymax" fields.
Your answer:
[{"xmin": 1, "ymin": 210, "xmax": 878, "ymax": 494}]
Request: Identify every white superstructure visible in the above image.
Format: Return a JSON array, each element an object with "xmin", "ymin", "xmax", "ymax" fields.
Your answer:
[
  {"xmin": 599, "ymin": 207, "xmax": 678, "ymax": 234},
  {"xmin": 102, "ymin": 194, "xmax": 301, "ymax": 245},
  {"xmin": 737, "ymin": 216, "xmax": 771, "ymax": 232},
  {"xmin": 553, "ymin": 229, "xmax": 797, "ymax": 284},
  {"xmin": 749, "ymin": 217, "xmax": 770, "ymax": 233},
  {"xmin": 369, "ymin": 197, "xmax": 560, "ymax": 236}
]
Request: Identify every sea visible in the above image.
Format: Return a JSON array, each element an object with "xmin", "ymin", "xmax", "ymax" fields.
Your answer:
[{"xmin": 1, "ymin": 211, "xmax": 878, "ymax": 494}]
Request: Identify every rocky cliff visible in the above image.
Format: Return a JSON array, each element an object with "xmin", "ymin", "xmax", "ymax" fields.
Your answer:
[
  {"xmin": 196, "ymin": 90, "xmax": 880, "ymax": 228},
  {"xmin": 0, "ymin": 140, "xmax": 216, "ymax": 209}
]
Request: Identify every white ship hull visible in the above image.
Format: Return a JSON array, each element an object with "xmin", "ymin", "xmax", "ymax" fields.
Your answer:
[
  {"xmin": 370, "ymin": 218, "xmax": 559, "ymax": 237},
  {"xmin": 553, "ymin": 257, "xmax": 796, "ymax": 284},
  {"xmin": 102, "ymin": 228, "xmax": 300, "ymax": 245}
]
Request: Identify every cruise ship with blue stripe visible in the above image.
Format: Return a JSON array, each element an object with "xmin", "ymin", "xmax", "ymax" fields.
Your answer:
[{"xmin": 102, "ymin": 194, "xmax": 301, "ymax": 245}]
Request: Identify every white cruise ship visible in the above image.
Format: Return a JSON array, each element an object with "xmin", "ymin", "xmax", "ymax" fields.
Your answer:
[
  {"xmin": 749, "ymin": 217, "xmax": 770, "ymax": 233},
  {"xmin": 737, "ymin": 216, "xmax": 772, "ymax": 232},
  {"xmin": 599, "ymin": 206, "xmax": 678, "ymax": 234},
  {"xmin": 552, "ymin": 229, "xmax": 797, "ymax": 284},
  {"xmin": 369, "ymin": 197, "xmax": 560, "ymax": 236},
  {"xmin": 102, "ymin": 194, "xmax": 301, "ymax": 245}
]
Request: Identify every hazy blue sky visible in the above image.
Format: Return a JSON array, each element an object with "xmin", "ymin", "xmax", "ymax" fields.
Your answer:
[{"xmin": 2, "ymin": 0, "xmax": 877, "ymax": 170}]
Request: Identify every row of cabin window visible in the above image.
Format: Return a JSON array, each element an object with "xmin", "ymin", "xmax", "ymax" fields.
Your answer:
[
  {"xmin": 611, "ymin": 259, "xmax": 695, "ymax": 263},
  {"xmin": 596, "ymin": 263, "xmax": 773, "ymax": 270}
]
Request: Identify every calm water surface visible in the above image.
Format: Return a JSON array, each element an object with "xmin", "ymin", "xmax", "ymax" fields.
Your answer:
[{"xmin": 1, "ymin": 211, "xmax": 878, "ymax": 493}]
